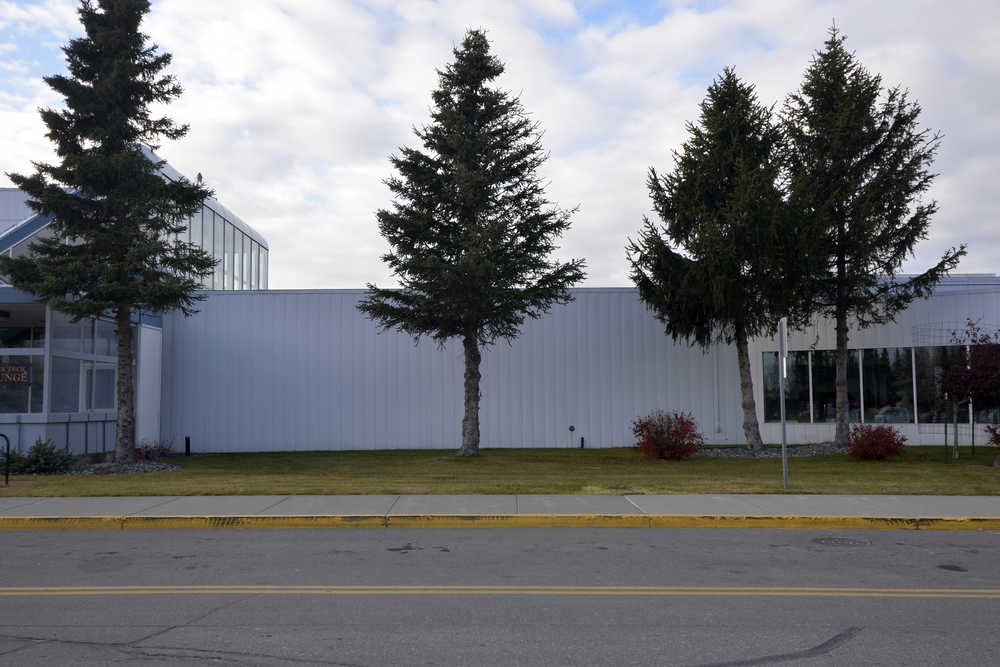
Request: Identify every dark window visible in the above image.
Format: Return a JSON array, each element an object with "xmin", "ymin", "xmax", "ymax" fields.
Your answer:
[
  {"xmin": 763, "ymin": 351, "xmax": 811, "ymax": 422},
  {"xmin": 915, "ymin": 346, "xmax": 969, "ymax": 424},
  {"xmin": 863, "ymin": 348, "xmax": 913, "ymax": 423},
  {"xmin": 0, "ymin": 355, "xmax": 43, "ymax": 413},
  {"xmin": 811, "ymin": 349, "xmax": 860, "ymax": 423}
]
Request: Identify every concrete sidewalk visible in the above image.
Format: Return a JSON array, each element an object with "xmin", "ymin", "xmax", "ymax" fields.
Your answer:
[{"xmin": 1, "ymin": 494, "xmax": 999, "ymax": 530}]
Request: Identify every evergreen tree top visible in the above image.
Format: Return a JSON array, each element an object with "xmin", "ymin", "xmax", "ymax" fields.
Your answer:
[
  {"xmin": 782, "ymin": 25, "xmax": 965, "ymax": 327},
  {"xmin": 0, "ymin": 0, "xmax": 213, "ymax": 319},
  {"xmin": 359, "ymin": 29, "xmax": 585, "ymax": 345},
  {"xmin": 630, "ymin": 67, "xmax": 791, "ymax": 346}
]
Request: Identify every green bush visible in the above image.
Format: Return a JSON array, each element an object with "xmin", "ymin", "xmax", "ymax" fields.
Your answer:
[
  {"xmin": 4, "ymin": 438, "xmax": 76, "ymax": 474},
  {"xmin": 1, "ymin": 447, "xmax": 25, "ymax": 473}
]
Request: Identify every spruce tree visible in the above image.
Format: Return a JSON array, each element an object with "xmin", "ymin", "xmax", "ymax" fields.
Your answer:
[
  {"xmin": 628, "ymin": 68, "xmax": 794, "ymax": 452},
  {"xmin": 783, "ymin": 28, "xmax": 965, "ymax": 447},
  {"xmin": 358, "ymin": 30, "xmax": 585, "ymax": 457},
  {"xmin": 0, "ymin": 0, "xmax": 213, "ymax": 463}
]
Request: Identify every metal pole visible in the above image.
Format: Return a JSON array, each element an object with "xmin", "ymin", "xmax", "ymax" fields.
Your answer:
[
  {"xmin": 944, "ymin": 419, "xmax": 948, "ymax": 463},
  {"xmin": 2, "ymin": 434, "xmax": 10, "ymax": 486},
  {"xmin": 778, "ymin": 318, "xmax": 789, "ymax": 489},
  {"xmin": 971, "ymin": 400, "xmax": 975, "ymax": 458},
  {"xmin": 185, "ymin": 436, "xmax": 191, "ymax": 457}
]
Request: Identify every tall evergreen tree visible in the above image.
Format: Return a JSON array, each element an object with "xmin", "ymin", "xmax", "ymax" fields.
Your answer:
[
  {"xmin": 358, "ymin": 30, "xmax": 585, "ymax": 457},
  {"xmin": 0, "ymin": 0, "xmax": 213, "ymax": 463},
  {"xmin": 783, "ymin": 27, "xmax": 965, "ymax": 447},
  {"xmin": 628, "ymin": 68, "xmax": 794, "ymax": 452}
]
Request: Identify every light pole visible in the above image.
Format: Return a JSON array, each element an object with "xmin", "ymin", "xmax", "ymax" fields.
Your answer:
[{"xmin": 778, "ymin": 317, "xmax": 789, "ymax": 489}]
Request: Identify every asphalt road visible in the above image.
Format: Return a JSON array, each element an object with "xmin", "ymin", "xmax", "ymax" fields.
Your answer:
[{"xmin": 1, "ymin": 528, "xmax": 998, "ymax": 666}]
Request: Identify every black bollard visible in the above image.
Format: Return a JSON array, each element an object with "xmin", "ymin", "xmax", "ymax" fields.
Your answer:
[
  {"xmin": 185, "ymin": 436, "xmax": 191, "ymax": 457},
  {"xmin": 2, "ymin": 434, "xmax": 10, "ymax": 486}
]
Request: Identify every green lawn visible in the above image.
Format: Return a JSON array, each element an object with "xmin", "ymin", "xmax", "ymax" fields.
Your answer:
[{"xmin": 1, "ymin": 446, "xmax": 997, "ymax": 497}]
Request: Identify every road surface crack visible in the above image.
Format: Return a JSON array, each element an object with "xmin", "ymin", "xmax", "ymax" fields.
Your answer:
[{"xmin": 691, "ymin": 626, "xmax": 863, "ymax": 666}]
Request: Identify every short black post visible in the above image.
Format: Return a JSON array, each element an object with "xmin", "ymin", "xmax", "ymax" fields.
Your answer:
[
  {"xmin": 580, "ymin": 436, "xmax": 584, "ymax": 449},
  {"xmin": 185, "ymin": 436, "xmax": 191, "ymax": 457},
  {"xmin": 2, "ymin": 434, "xmax": 10, "ymax": 486}
]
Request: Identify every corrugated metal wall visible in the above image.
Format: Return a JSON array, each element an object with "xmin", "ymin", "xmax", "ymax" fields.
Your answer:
[
  {"xmin": 160, "ymin": 288, "xmax": 744, "ymax": 451},
  {"xmin": 161, "ymin": 285, "xmax": 1000, "ymax": 452}
]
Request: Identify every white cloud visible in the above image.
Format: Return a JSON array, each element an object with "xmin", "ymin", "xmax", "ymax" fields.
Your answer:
[{"xmin": 0, "ymin": 0, "xmax": 998, "ymax": 288}]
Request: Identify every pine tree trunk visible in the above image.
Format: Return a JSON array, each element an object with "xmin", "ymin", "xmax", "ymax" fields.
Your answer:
[
  {"xmin": 115, "ymin": 307, "xmax": 136, "ymax": 463},
  {"xmin": 459, "ymin": 334, "xmax": 481, "ymax": 457},
  {"xmin": 735, "ymin": 332, "xmax": 764, "ymax": 452},
  {"xmin": 952, "ymin": 400, "xmax": 960, "ymax": 459},
  {"xmin": 834, "ymin": 309, "xmax": 850, "ymax": 448}
]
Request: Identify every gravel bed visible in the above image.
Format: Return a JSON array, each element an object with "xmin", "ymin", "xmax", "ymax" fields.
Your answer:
[
  {"xmin": 67, "ymin": 460, "xmax": 181, "ymax": 475},
  {"xmin": 695, "ymin": 442, "xmax": 849, "ymax": 458}
]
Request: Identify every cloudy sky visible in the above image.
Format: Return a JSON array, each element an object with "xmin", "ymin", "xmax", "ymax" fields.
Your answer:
[{"xmin": 0, "ymin": 0, "xmax": 996, "ymax": 289}]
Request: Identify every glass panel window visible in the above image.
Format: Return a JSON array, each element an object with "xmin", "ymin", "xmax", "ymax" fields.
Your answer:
[
  {"xmin": 763, "ymin": 352, "xmax": 778, "ymax": 421},
  {"xmin": 213, "ymin": 211, "xmax": 225, "ymax": 289},
  {"xmin": 915, "ymin": 346, "xmax": 970, "ymax": 424},
  {"xmin": 242, "ymin": 233, "xmax": 251, "ymax": 290},
  {"xmin": 82, "ymin": 319, "xmax": 94, "ymax": 355},
  {"xmin": 0, "ymin": 326, "xmax": 44, "ymax": 348},
  {"xmin": 87, "ymin": 361, "xmax": 116, "ymax": 410},
  {"xmin": 200, "ymin": 208, "xmax": 212, "ymax": 253},
  {"xmin": 262, "ymin": 249, "xmax": 268, "ymax": 289},
  {"xmin": 251, "ymin": 241, "xmax": 260, "ymax": 290},
  {"xmin": 201, "ymin": 208, "xmax": 214, "ymax": 289},
  {"xmin": 863, "ymin": 347, "xmax": 913, "ymax": 423},
  {"xmin": 51, "ymin": 356, "xmax": 82, "ymax": 412},
  {"xmin": 811, "ymin": 349, "xmax": 860, "ymax": 423},
  {"xmin": 51, "ymin": 312, "xmax": 83, "ymax": 353},
  {"xmin": 0, "ymin": 355, "xmax": 43, "ymax": 413},
  {"xmin": 79, "ymin": 360, "xmax": 92, "ymax": 411},
  {"xmin": 224, "ymin": 222, "xmax": 234, "ymax": 290},
  {"xmin": 234, "ymin": 230, "xmax": 243, "ymax": 290},
  {"xmin": 94, "ymin": 319, "xmax": 116, "ymax": 357},
  {"xmin": 763, "ymin": 351, "xmax": 811, "ymax": 423},
  {"xmin": 972, "ymin": 344, "xmax": 1000, "ymax": 424},
  {"xmin": 190, "ymin": 211, "xmax": 202, "ymax": 251}
]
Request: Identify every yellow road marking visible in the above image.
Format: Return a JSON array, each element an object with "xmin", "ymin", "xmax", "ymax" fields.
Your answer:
[{"xmin": 0, "ymin": 585, "xmax": 998, "ymax": 598}]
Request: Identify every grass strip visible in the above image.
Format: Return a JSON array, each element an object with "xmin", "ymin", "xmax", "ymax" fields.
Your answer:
[{"xmin": 0, "ymin": 446, "xmax": 996, "ymax": 497}]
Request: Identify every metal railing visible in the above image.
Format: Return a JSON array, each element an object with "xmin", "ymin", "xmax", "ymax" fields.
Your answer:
[{"xmin": 0, "ymin": 413, "xmax": 117, "ymax": 456}]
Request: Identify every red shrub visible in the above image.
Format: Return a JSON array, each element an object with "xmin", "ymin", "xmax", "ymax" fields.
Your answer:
[
  {"xmin": 985, "ymin": 424, "xmax": 1000, "ymax": 447},
  {"xmin": 849, "ymin": 424, "xmax": 906, "ymax": 460},
  {"xmin": 632, "ymin": 411, "xmax": 704, "ymax": 460}
]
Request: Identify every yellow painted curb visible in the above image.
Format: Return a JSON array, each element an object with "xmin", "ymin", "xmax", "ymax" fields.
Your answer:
[
  {"xmin": 119, "ymin": 515, "xmax": 388, "ymax": 530},
  {"xmin": 386, "ymin": 514, "xmax": 652, "ymax": 528},
  {"xmin": 646, "ymin": 515, "xmax": 1000, "ymax": 531},
  {"xmin": 0, "ymin": 513, "xmax": 997, "ymax": 531},
  {"xmin": 0, "ymin": 516, "xmax": 124, "ymax": 531},
  {"xmin": 912, "ymin": 517, "xmax": 1000, "ymax": 531}
]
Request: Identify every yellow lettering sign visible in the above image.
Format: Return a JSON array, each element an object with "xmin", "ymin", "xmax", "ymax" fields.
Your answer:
[{"xmin": 0, "ymin": 366, "xmax": 29, "ymax": 383}]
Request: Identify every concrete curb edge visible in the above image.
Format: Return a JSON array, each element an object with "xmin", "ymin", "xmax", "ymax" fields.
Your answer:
[{"xmin": 1, "ymin": 514, "xmax": 998, "ymax": 531}]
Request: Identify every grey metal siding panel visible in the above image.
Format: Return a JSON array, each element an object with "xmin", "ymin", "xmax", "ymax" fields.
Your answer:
[
  {"xmin": 161, "ymin": 289, "xmax": 744, "ymax": 451},
  {"xmin": 162, "ymin": 287, "xmax": 999, "ymax": 452}
]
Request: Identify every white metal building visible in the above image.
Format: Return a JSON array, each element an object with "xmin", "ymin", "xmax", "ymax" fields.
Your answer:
[
  {"xmin": 0, "ymin": 156, "xmax": 268, "ymax": 453},
  {"xmin": 4, "ymin": 160, "xmax": 999, "ymax": 453},
  {"xmin": 157, "ymin": 278, "xmax": 1000, "ymax": 452}
]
